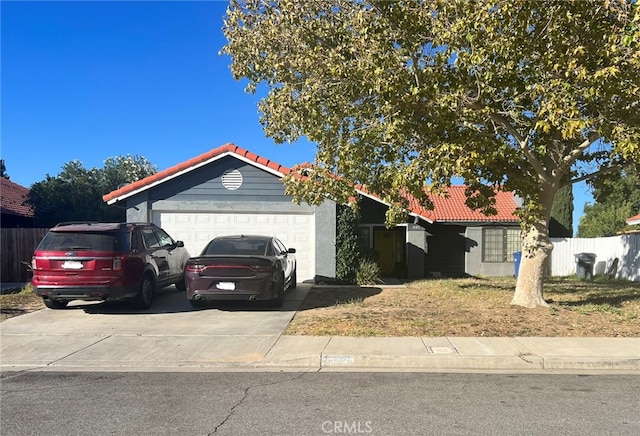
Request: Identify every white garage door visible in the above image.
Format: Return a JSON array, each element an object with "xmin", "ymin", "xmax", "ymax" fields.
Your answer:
[{"xmin": 153, "ymin": 212, "xmax": 315, "ymax": 282}]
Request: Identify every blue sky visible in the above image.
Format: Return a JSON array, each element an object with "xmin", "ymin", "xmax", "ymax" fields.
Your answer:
[{"xmin": 1, "ymin": 1, "xmax": 592, "ymax": 232}]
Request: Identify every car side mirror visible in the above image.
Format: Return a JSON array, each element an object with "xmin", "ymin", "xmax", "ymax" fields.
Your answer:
[
  {"xmin": 176, "ymin": 241, "xmax": 185, "ymax": 247},
  {"xmin": 288, "ymin": 248, "xmax": 296, "ymax": 254}
]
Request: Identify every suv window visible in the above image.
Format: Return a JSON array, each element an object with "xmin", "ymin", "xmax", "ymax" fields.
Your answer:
[
  {"xmin": 155, "ymin": 228, "xmax": 175, "ymax": 248},
  {"xmin": 142, "ymin": 228, "xmax": 161, "ymax": 249},
  {"xmin": 37, "ymin": 231, "xmax": 126, "ymax": 251}
]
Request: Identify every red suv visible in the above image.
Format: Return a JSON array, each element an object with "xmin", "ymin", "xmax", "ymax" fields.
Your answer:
[{"xmin": 31, "ymin": 222, "xmax": 191, "ymax": 310}]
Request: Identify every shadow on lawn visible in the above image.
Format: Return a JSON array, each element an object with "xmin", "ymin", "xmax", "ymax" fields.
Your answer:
[
  {"xmin": 297, "ymin": 286, "xmax": 383, "ymax": 311},
  {"xmin": 556, "ymin": 291, "xmax": 640, "ymax": 308}
]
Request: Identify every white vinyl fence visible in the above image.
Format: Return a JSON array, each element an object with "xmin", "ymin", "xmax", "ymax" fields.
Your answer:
[{"xmin": 549, "ymin": 234, "xmax": 640, "ymax": 282}]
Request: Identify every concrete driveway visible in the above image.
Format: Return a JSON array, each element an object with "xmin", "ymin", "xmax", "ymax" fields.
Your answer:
[{"xmin": 0, "ymin": 284, "xmax": 311, "ymax": 370}]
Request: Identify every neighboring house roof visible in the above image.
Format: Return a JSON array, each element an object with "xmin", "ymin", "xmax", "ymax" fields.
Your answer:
[
  {"xmin": 102, "ymin": 143, "xmax": 519, "ymax": 224},
  {"xmin": 0, "ymin": 178, "xmax": 33, "ymax": 217},
  {"xmin": 627, "ymin": 214, "xmax": 640, "ymax": 226}
]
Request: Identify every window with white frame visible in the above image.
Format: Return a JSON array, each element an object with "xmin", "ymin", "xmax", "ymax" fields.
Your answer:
[{"xmin": 482, "ymin": 227, "xmax": 522, "ymax": 262}]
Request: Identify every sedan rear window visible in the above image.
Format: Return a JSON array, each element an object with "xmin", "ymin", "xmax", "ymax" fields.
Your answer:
[
  {"xmin": 204, "ymin": 239, "xmax": 267, "ymax": 256},
  {"xmin": 37, "ymin": 231, "xmax": 127, "ymax": 251}
]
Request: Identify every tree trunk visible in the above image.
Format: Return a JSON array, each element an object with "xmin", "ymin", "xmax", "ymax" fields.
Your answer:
[{"xmin": 511, "ymin": 221, "xmax": 552, "ymax": 308}]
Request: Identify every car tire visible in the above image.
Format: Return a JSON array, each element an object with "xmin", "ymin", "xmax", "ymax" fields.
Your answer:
[
  {"xmin": 175, "ymin": 276, "xmax": 186, "ymax": 292},
  {"xmin": 269, "ymin": 279, "xmax": 285, "ymax": 308},
  {"xmin": 43, "ymin": 299, "xmax": 68, "ymax": 309},
  {"xmin": 133, "ymin": 274, "xmax": 155, "ymax": 310},
  {"xmin": 289, "ymin": 268, "xmax": 297, "ymax": 290}
]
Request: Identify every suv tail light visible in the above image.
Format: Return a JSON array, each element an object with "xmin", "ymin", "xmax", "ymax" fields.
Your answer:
[{"xmin": 31, "ymin": 257, "xmax": 37, "ymax": 271}]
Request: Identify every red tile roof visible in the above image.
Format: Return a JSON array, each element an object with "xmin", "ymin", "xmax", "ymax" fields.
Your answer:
[
  {"xmin": 102, "ymin": 143, "xmax": 292, "ymax": 204},
  {"xmin": 627, "ymin": 214, "xmax": 640, "ymax": 226},
  {"xmin": 102, "ymin": 143, "xmax": 519, "ymax": 223},
  {"xmin": 427, "ymin": 186, "xmax": 519, "ymax": 222},
  {"xmin": 0, "ymin": 178, "xmax": 33, "ymax": 217}
]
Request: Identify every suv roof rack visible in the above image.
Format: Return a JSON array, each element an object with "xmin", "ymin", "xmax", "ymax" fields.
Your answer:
[{"xmin": 54, "ymin": 221, "xmax": 101, "ymax": 227}]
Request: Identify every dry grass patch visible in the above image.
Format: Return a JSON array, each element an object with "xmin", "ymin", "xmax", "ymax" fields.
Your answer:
[
  {"xmin": 285, "ymin": 277, "xmax": 640, "ymax": 337},
  {"xmin": 0, "ymin": 284, "xmax": 44, "ymax": 322}
]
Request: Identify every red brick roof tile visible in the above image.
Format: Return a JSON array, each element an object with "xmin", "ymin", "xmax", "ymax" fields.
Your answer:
[
  {"xmin": 0, "ymin": 178, "xmax": 33, "ymax": 217},
  {"xmin": 427, "ymin": 185, "xmax": 519, "ymax": 222},
  {"xmin": 102, "ymin": 144, "xmax": 518, "ymax": 223},
  {"xmin": 627, "ymin": 214, "xmax": 640, "ymax": 226}
]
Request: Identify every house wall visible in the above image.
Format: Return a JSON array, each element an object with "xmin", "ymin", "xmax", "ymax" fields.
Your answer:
[
  {"xmin": 406, "ymin": 224, "xmax": 426, "ymax": 278},
  {"xmin": 123, "ymin": 156, "xmax": 336, "ymax": 279}
]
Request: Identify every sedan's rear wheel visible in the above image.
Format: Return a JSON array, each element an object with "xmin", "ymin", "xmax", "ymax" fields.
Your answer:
[
  {"xmin": 175, "ymin": 276, "xmax": 186, "ymax": 292},
  {"xmin": 43, "ymin": 299, "xmax": 68, "ymax": 309},
  {"xmin": 133, "ymin": 275, "xmax": 154, "ymax": 309},
  {"xmin": 269, "ymin": 279, "xmax": 285, "ymax": 308}
]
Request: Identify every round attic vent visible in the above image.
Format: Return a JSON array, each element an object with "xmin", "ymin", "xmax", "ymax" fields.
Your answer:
[{"xmin": 221, "ymin": 169, "xmax": 243, "ymax": 190}]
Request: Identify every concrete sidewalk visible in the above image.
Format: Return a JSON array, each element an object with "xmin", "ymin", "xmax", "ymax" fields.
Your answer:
[
  {"xmin": 260, "ymin": 335, "xmax": 640, "ymax": 372},
  {"xmin": 1, "ymin": 283, "xmax": 639, "ymax": 373}
]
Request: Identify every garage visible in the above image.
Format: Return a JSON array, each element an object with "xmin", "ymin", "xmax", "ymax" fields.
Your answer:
[
  {"xmin": 153, "ymin": 211, "xmax": 316, "ymax": 282},
  {"xmin": 103, "ymin": 144, "xmax": 336, "ymax": 282}
]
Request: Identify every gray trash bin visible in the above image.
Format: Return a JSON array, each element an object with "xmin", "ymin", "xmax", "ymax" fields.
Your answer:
[{"xmin": 575, "ymin": 253, "xmax": 596, "ymax": 280}]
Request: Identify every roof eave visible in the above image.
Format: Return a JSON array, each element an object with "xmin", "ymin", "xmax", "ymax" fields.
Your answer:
[{"xmin": 106, "ymin": 150, "xmax": 289, "ymax": 205}]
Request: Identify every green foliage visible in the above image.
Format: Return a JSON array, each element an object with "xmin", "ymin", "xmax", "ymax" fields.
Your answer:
[
  {"xmin": 578, "ymin": 164, "xmax": 640, "ymax": 237},
  {"xmin": 27, "ymin": 155, "xmax": 157, "ymax": 227},
  {"xmin": 549, "ymin": 184, "xmax": 573, "ymax": 237},
  {"xmin": 578, "ymin": 202, "xmax": 633, "ymax": 238},
  {"xmin": 0, "ymin": 159, "xmax": 8, "ymax": 179},
  {"xmin": 335, "ymin": 204, "xmax": 361, "ymax": 282},
  {"xmin": 355, "ymin": 258, "xmax": 383, "ymax": 286},
  {"xmin": 223, "ymin": 0, "xmax": 640, "ymax": 231}
]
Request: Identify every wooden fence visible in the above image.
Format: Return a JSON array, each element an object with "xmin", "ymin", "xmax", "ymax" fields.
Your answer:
[{"xmin": 1, "ymin": 228, "xmax": 49, "ymax": 283}]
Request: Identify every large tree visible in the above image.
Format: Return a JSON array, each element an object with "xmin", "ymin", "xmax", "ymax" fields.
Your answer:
[
  {"xmin": 222, "ymin": 0, "xmax": 640, "ymax": 307},
  {"xmin": 28, "ymin": 155, "xmax": 157, "ymax": 227},
  {"xmin": 577, "ymin": 164, "xmax": 640, "ymax": 237}
]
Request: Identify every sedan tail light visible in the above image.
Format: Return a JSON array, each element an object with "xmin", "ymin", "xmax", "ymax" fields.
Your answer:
[
  {"xmin": 250, "ymin": 262, "xmax": 275, "ymax": 273},
  {"xmin": 186, "ymin": 264, "xmax": 207, "ymax": 273}
]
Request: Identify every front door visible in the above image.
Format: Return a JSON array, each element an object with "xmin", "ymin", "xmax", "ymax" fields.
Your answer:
[{"xmin": 374, "ymin": 230, "xmax": 396, "ymax": 275}]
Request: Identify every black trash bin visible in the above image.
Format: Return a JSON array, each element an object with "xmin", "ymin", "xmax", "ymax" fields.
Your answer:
[{"xmin": 575, "ymin": 253, "xmax": 596, "ymax": 280}]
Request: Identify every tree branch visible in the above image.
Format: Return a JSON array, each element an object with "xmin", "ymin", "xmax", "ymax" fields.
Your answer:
[
  {"xmin": 571, "ymin": 165, "xmax": 622, "ymax": 184},
  {"xmin": 564, "ymin": 132, "xmax": 602, "ymax": 167},
  {"xmin": 467, "ymin": 101, "xmax": 551, "ymax": 184}
]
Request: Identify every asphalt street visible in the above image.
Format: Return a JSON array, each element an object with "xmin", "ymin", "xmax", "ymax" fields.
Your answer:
[{"xmin": 1, "ymin": 371, "xmax": 638, "ymax": 436}]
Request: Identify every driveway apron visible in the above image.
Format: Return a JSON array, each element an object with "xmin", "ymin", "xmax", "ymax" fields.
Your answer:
[{"xmin": 0, "ymin": 284, "xmax": 310, "ymax": 370}]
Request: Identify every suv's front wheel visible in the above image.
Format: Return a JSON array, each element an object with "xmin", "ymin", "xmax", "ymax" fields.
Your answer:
[{"xmin": 133, "ymin": 274, "xmax": 155, "ymax": 309}]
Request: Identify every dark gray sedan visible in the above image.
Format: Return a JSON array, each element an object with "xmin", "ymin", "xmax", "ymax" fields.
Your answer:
[{"xmin": 183, "ymin": 235, "xmax": 296, "ymax": 308}]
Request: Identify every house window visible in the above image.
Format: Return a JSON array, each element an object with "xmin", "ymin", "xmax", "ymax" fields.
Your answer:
[{"xmin": 483, "ymin": 227, "xmax": 522, "ymax": 262}]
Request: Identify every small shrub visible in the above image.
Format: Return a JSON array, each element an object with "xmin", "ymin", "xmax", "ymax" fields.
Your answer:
[{"xmin": 356, "ymin": 258, "xmax": 383, "ymax": 286}]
